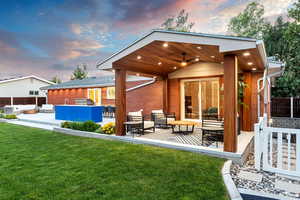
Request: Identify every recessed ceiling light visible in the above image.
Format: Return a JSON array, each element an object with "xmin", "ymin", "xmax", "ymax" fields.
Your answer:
[
  {"xmin": 195, "ymin": 57, "xmax": 200, "ymax": 62},
  {"xmin": 173, "ymin": 66, "xmax": 177, "ymax": 69},
  {"xmin": 153, "ymin": 76, "xmax": 157, "ymax": 79},
  {"xmin": 221, "ymin": 61, "xmax": 224, "ymax": 64},
  {"xmin": 181, "ymin": 61, "xmax": 187, "ymax": 66},
  {"xmin": 163, "ymin": 43, "xmax": 168, "ymax": 47},
  {"xmin": 211, "ymin": 55, "xmax": 215, "ymax": 58},
  {"xmin": 252, "ymin": 67, "xmax": 257, "ymax": 71},
  {"xmin": 158, "ymin": 62, "xmax": 162, "ymax": 65},
  {"xmin": 136, "ymin": 73, "xmax": 140, "ymax": 76},
  {"xmin": 197, "ymin": 46, "xmax": 202, "ymax": 49},
  {"xmin": 137, "ymin": 55, "xmax": 142, "ymax": 60},
  {"xmin": 248, "ymin": 62, "xmax": 253, "ymax": 65},
  {"xmin": 112, "ymin": 69, "xmax": 115, "ymax": 72},
  {"xmin": 243, "ymin": 52, "xmax": 251, "ymax": 56}
]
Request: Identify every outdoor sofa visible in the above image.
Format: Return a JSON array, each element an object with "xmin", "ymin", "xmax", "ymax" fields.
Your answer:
[{"xmin": 4, "ymin": 105, "xmax": 37, "ymax": 115}]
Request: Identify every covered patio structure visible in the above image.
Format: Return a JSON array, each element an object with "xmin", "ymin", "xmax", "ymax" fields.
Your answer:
[{"xmin": 97, "ymin": 30, "xmax": 268, "ymax": 153}]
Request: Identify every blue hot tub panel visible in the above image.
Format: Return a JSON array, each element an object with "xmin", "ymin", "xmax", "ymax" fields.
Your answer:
[{"xmin": 55, "ymin": 105, "xmax": 103, "ymax": 122}]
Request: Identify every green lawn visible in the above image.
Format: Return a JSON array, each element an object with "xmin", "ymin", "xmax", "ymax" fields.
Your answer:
[{"xmin": 0, "ymin": 123, "xmax": 228, "ymax": 200}]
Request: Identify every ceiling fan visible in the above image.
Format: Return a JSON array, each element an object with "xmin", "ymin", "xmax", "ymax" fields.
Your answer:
[{"xmin": 170, "ymin": 52, "xmax": 199, "ymax": 67}]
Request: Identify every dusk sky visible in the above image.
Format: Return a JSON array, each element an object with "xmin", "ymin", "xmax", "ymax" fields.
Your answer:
[{"xmin": 0, "ymin": 0, "xmax": 296, "ymax": 81}]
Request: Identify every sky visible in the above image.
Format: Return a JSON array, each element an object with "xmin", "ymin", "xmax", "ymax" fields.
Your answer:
[{"xmin": 0, "ymin": 0, "xmax": 296, "ymax": 81}]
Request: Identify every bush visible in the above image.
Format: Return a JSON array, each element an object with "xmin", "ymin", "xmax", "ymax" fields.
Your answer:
[
  {"xmin": 94, "ymin": 127, "xmax": 103, "ymax": 134},
  {"xmin": 3, "ymin": 114, "xmax": 17, "ymax": 119},
  {"xmin": 61, "ymin": 121, "xmax": 100, "ymax": 132},
  {"xmin": 101, "ymin": 122, "xmax": 115, "ymax": 135}
]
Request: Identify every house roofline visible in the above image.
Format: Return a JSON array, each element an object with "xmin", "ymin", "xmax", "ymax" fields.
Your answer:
[
  {"xmin": 0, "ymin": 75, "xmax": 54, "ymax": 85},
  {"xmin": 96, "ymin": 29, "xmax": 258, "ymax": 69}
]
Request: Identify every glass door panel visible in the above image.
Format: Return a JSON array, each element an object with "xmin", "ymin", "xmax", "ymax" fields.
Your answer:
[
  {"xmin": 184, "ymin": 81, "xmax": 200, "ymax": 120},
  {"xmin": 201, "ymin": 80, "xmax": 219, "ymax": 120}
]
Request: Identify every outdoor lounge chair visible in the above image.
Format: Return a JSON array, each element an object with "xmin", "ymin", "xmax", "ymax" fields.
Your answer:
[
  {"xmin": 201, "ymin": 119, "xmax": 224, "ymax": 147},
  {"xmin": 127, "ymin": 110, "xmax": 155, "ymax": 135},
  {"xmin": 151, "ymin": 109, "xmax": 175, "ymax": 128},
  {"xmin": 39, "ymin": 104, "xmax": 54, "ymax": 113}
]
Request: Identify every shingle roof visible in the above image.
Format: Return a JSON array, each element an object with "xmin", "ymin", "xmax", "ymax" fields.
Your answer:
[{"xmin": 40, "ymin": 75, "xmax": 152, "ymax": 90}]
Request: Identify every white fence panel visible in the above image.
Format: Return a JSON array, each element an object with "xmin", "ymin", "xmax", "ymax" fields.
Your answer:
[{"xmin": 255, "ymin": 117, "xmax": 300, "ymax": 178}]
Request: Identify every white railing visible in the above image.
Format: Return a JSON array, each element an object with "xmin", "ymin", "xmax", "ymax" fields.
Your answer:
[{"xmin": 255, "ymin": 114, "xmax": 300, "ymax": 177}]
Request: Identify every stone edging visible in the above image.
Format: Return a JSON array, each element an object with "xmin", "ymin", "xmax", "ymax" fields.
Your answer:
[{"xmin": 222, "ymin": 160, "xmax": 242, "ymax": 200}]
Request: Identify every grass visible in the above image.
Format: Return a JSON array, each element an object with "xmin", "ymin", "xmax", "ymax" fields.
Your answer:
[{"xmin": 0, "ymin": 123, "xmax": 228, "ymax": 200}]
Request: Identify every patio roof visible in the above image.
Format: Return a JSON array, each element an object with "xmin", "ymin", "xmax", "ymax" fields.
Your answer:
[{"xmin": 97, "ymin": 29, "xmax": 267, "ymax": 76}]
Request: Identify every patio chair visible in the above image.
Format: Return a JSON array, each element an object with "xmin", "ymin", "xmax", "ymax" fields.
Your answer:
[
  {"xmin": 151, "ymin": 110, "xmax": 175, "ymax": 128},
  {"xmin": 127, "ymin": 110, "xmax": 155, "ymax": 135},
  {"xmin": 39, "ymin": 104, "xmax": 54, "ymax": 113},
  {"xmin": 201, "ymin": 119, "xmax": 224, "ymax": 147}
]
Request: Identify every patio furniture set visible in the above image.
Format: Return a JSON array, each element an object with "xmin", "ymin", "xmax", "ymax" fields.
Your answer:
[
  {"xmin": 3, "ymin": 104, "xmax": 54, "ymax": 115},
  {"xmin": 124, "ymin": 109, "xmax": 225, "ymax": 146}
]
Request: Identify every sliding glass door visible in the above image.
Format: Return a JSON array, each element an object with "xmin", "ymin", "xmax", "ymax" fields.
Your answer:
[{"xmin": 181, "ymin": 78, "xmax": 219, "ymax": 121}]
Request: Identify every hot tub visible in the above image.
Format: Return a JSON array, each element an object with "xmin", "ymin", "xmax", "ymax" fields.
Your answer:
[{"xmin": 55, "ymin": 105, "xmax": 103, "ymax": 122}]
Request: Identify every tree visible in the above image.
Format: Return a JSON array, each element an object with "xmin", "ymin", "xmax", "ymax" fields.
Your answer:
[
  {"xmin": 71, "ymin": 63, "xmax": 88, "ymax": 80},
  {"xmin": 227, "ymin": 2, "xmax": 269, "ymax": 39},
  {"xmin": 161, "ymin": 9, "xmax": 195, "ymax": 32},
  {"xmin": 227, "ymin": 1, "xmax": 300, "ymax": 97},
  {"xmin": 272, "ymin": 0, "xmax": 300, "ymax": 97},
  {"xmin": 50, "ymin": 76, "xmax": 62, "ymax": 84}
]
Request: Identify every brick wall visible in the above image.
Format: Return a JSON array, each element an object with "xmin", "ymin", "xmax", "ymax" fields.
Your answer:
[
  {"xmin": 126, "ymin": 80, "xmax": 164, "ymax": 118},
  {"xmin": 48, "ymin": 88, "xmax": 88, "ymax": 105}
]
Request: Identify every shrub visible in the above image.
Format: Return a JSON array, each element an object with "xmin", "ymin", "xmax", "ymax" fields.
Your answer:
[
  {"xmin": 82, "ymin": 121, "xmax": 100, "ymax": 132},
  {"xmin": 94, "ymin": 127, "xmax": 103, "ymax": 134},
  {"xmin": 61, "ymin": 121, "xmax": 100, "ymax": 132},
  {"xmin": 4, "ymin": 114, "xmax": 17, "ymax": 119},
  {"xmin": 101, "ymin": 122, "xmax": 115, "ymax": 135}
]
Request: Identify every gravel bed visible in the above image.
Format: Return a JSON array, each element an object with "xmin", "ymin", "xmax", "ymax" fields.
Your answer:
[{"xmin": 230, "ymin": 153, "xmax": 300, "ymax": 199}]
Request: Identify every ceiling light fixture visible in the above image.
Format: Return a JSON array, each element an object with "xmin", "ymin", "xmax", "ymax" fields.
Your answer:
[
  {"xmin": 181, "ymin": 61, "xmax": 187, "ymax": 66},
  {"xmin": 136, "ymin": 73, "xmax": 140, "ymax": 76},
  {"xmin": 211, "ymin": 55, "xmax": 215, "ymax": 58},
  {"xmin": 137, "ymin": 55, "xmax": 142, "ymax": 60},
  {"xmin": 163, "ymin": 43, "xmax": 168, "ymax": 47},
  {"xmin": 197, "ymin": 46, "xmax": 202, "ymax": 49},
  {"xmin": 173, "ymin": 66, "xmax": 177, "ymax": 69},
  {"xmin": 195, "ymin": 57, "xmax": 200, "ymax": 62},
  {"xmin": 221, "ymin": 61, "xmax": 224, "ymax": 64},
  {"xmin": 248, "ymin": 62, "xmax": 253, "ymax": 65},
  {"xmin": 243, "ymin": 52, "xmax": 251, "ymax": 56},
  {"xmin": 252, "ymin": 67, "xmax": 257, "ymax": 71},
  {"xmin": 158, "ymin": 62, "xmax": 162, "ymax": 65},
  {"xmin": 112, "ymin": 69, "xmax": 115, "ymax": 72}
]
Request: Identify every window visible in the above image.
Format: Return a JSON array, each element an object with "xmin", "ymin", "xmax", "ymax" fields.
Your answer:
[
  {"xmin": 29, "ymin": 90, "xmax": 34, "ymax": 95},
  {"xmin": 34, "ymin": 91, "xmax": 39, "ymax": 95},
  {"xmin": 106, "ymin": 87, "xmax": 115, "ymax": 99}
]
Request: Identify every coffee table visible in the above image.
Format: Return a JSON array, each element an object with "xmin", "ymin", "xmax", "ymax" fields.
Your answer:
[
  {"xmin": 124, "ymin": 121, "xmax": 143, "ymax": 136},
  {"xmin": 168, "ymin": 120, "xmax": 200, "ymax": 135}
]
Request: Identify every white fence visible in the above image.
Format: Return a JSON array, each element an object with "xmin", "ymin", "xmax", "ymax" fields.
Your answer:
[{"xmin": 255, "ymin": 114, "xmax": 300, "ymax": 177}]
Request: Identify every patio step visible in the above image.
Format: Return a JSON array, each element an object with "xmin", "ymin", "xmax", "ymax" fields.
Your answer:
[{"xmin": 17, "ymin": 118, "xmax": 61, "ymax": 126}]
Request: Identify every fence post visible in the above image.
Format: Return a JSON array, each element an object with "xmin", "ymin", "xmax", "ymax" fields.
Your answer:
[
  {"xmin": 254, "ymin": 123, "xmax": 261, "ymax": 170},
  {"xmin": 291, "ymin": 97, "xmax": 293, "ymax": 118}
]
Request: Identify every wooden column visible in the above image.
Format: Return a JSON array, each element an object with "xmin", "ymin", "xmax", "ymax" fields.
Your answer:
[
  {"xmin": 242, "ymin": 72, "xmax": 252, "ymax": 131},
  {"xmin": 163, "ymin": 77, "xmax": 168, "ymax": 113},
  {"xmin": 115, "ymin": 68, "xmax": 126, "ymax": 136},
  {"xmin": 223, "ymin": 54, "xmax": 238, "ymax": 152}
]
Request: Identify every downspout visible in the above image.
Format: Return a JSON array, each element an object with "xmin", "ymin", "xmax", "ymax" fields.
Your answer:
[
  {"xmin": 126, "ymin": 78, "xmax": 156, "ymax": 92},
  {"xmin": 257, "ymin": 69, "xmax": 284, "ymax": 119}
]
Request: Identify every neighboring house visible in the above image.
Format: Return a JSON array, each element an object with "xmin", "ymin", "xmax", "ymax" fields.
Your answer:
[
  {"xmin": 41, "ymin": 75, "xmax": 157, "ymax": 108},
  {"xmin": 97, "ymin": 29, "xmax": 283, "ymax": 153},
  {"xmin": 0, "ymin": 75, "xmax": 54, "ymax": 107}
]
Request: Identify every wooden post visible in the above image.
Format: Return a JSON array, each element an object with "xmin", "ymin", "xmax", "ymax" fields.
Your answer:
[
  {"xmin": 163, "ymin": 77, "xmax": 168, "ymax": 113},
  {"xmin": 115, "ymin": 68, "xmax": 126, "ymax": 136},
  {"xmin": 223, "ymin": 54, "xmax": 238, "ymax": 152}
]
